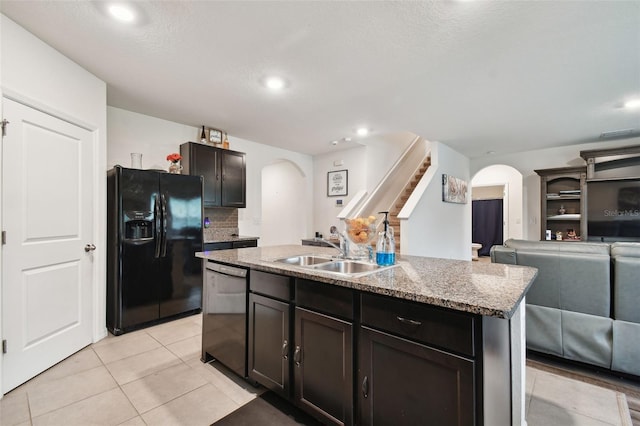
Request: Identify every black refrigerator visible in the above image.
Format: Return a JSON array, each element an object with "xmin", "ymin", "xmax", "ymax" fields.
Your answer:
[{"xmin": 107, "ymin": 166, "xmax": 203, "ymax": 335}]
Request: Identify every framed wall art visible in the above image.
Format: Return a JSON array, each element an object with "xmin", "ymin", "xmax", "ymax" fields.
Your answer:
[
  {"xmin": 327, "ymin": 169, "xmax": 348, "ymax": 196},
  {"xmin": 207, "ymin": 128, "xmax": 223, "ymax": 145},
  {"xmin": 442, "ymin": 174, "xmax": 468, "ymax": 204}
]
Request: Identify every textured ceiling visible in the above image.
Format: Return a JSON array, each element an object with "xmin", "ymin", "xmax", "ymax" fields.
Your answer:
[{"xmin": 1, "ymin": 1, "xmax": 639, "ymax": 157}]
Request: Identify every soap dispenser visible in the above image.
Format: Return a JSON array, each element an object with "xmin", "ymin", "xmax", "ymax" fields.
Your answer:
[{"xmin": 376, "ymin": 211, "xmax": 395, "ymax": 266}]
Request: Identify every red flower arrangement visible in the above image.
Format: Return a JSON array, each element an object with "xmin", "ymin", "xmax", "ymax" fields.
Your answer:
[{"xmin": 166, "ymin": 153, "xmax": 182, "ymax": 163}]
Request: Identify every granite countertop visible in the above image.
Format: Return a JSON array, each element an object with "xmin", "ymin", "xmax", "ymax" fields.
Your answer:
[
  {"xmin": 196, "ymin": 245, "xmax": 537, "ymax": 319},
  {"xmin": 204, "ymin": 235, "xmax": 259, "ymax": 244}
]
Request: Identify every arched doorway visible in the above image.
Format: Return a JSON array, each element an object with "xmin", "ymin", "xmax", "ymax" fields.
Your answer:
[{"xmin": 471, "ymin": 165, "xmax": 524, "ymax": 256}]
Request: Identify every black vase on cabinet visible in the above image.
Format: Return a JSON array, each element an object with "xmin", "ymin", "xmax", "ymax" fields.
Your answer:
[{"xmin": 180, "ymin": 142, "xmax": 246, "ymax": 208}]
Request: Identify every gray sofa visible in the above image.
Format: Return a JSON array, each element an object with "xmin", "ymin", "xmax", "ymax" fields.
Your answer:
[{"xmin": 491, "ymin": 239, "xmax": 640, "ymax": 377}]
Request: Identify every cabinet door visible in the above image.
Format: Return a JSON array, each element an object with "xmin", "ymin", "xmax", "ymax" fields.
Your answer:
[
  {"xmin": 248, "ymin": 293, "xmax": 291, "ymax": 398},
  {"xmin": 181, "ymin": 143, "xmax": 221, "ymax": 207},
  {"xmin": 196, "ymin": 144, "xmax": 221, "ymax": 207},
  {"xmin": 359, "ymin": 326, "xmax": 476, "ymax": 426},
  {"xmin": 294, "ymin": 307, "xmax": 353, "ymax": 426},
  {"xmin": 221, "ymin": 150, "xmax": 246, "ymax": 207}
]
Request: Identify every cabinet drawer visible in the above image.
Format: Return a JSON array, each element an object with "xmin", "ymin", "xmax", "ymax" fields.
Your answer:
[
  {"xmin": 233, "ymin": 239, "xmax": 257, "ymax": 249},
  {"xmin": 361, "ymin": 293, "xmax": 476, "ymax": 357},
  {"xmin": 296, "ymin": 279, "xmax": 354, "ymax": 320},
  {"xmin": 250, "ymin": 270, "xmax": 292, "ymax": 301},
  {"xmin": 204, "ymin": 242, "xmax": 233, "ymax": 251}
]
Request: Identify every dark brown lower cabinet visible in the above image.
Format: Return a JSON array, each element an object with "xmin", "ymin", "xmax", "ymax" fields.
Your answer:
[
  {"xmin": 294, "ymin": 307, "xmax": 353, "ymax": 426},
  {"xmin": 358, "ymin": 326, "xmax": 476, "ymax": 426},
  {"xmin": 248, "ymin": 293, "xmax": 291, "ymax": 398}
]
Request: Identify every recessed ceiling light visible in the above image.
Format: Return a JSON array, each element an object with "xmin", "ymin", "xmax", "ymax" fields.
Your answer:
[
  {"xmin": 624, "ymin": 98, "xmax": 640, "ymax": 109},
  {"xmin": 331, "ymin": 140, "xmax": 339, "ymax": 146},
  {"xmin": 265, "ymin": 76, "xmax": 286, "ymax": 91},
  {"xmin": 344, "ymin": 137, "xmax": 352, "ymax": 142},
  {"xmin": 356, "ymin": 127, "xmax": 369, "ymax": 137},
  {"xmin": 108, "ymin": 4, "xmax": 135, "ymax": 22}
]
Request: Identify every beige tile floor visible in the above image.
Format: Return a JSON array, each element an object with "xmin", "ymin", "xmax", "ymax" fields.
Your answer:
[{"xmin": 0, "ymin": 313, "xmax": 632, "ymax": 426}]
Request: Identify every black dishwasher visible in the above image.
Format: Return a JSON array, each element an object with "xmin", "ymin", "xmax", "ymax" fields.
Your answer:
[{"xmin": 202, "ymin": 261, "xmax": 249, "ymax": 377}]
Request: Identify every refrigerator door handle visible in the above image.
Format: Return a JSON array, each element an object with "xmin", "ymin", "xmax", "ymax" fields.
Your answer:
[
  {"xmin": 160, "ymin": 193, "xmax": 168, "ymax": 257},
  {"xmin": 154, "ymin": 195, "xmax": 162, "ymax": 258}
]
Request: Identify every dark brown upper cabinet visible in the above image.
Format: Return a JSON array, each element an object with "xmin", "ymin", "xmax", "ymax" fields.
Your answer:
[{"xmin": 180, "ymin": 142, "xmax": 246, "ymax": 208}]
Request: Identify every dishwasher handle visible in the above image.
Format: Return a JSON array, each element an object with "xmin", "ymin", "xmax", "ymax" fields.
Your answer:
[{"xmin": 206, "ymin": 262, "xmax": 247, "ymax": 278}]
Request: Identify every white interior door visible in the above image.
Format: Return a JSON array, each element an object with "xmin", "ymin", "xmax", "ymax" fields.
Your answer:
[{"xmin": 1, "ymin": 98, "xmax": 94, "ymax": 393}]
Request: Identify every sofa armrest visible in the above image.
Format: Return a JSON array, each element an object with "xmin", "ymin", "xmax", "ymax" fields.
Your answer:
[{"xmin": 490, "ymin": 245, "xmax": 516, "ymax": 264}]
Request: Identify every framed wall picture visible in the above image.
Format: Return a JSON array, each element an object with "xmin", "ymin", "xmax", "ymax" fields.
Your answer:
[
  {"xmin": 207, "ymin": 128, "xmax": 222, "ymax": 145},
  {"xmin": 442, "ymin": 174, "xmax": 468, "ymax": 204},
  {"xmin": 327, "ymin": 169, "xmax": 348, "ymax": 196}
]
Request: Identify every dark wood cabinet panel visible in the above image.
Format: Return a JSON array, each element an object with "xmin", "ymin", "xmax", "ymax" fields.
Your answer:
[
  {"xmin": 180, "ymin": 142, "xmax": 246, "ymax": 208},
  {"xmin": 204, "ymin": 240, "xmax": 257, "ymax": 252},
  {"xmin": 181, "ymin": 142, "xmax": 221, "ymax": 207},
  {"xmin": 361, "ymin": 293, "xmax": 477, "ymax": 357},
  {"xmin": 203, "ymin": 242, "xmax": 233, "ymax": 251},
  {"xmin": 248, "ymin": 293, "xmax": 291, "ymax": 398},
  {"xmin": 358, "ymin": 326, "xmax": 476, "ymax": 426},
  {"xmin": 250, "ymin": 270, "xmax": 292, "ymax": 301},
  {"xmin": 221, "ymin": 150, "xmax": 246, "ymax": 208},
  {"xmin": 233, "ymin": 239, "xmax": 257, "ymax": 249},
  {"xmin": 296, "ymin": 279, "xmax": 354, "ymax": 320},
  {"xmin": 294, "ymin": 307, "xmax": 353, "ymax": 426},
  {"xmin": 245, "ymin": 273, "xmax": 480, "ymax": 426}
]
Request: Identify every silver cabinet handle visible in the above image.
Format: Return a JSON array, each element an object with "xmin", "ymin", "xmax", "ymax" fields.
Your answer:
[
  {"xmin": 397, "ymin": 316, "xmax": 422, "ymax": 326},
  {"xmin": 293, "ymin": 345, "xmax": 301, "ymax": 367},
  {"xmin": 362, "ymin": 375, "xmax": 369, "ymax": 398},
  {"xmin": 84, "ymin": 244, "xmax": 96, "ymax": 252},
  {"xmin": 282, "ymin": 340, "xmax": 289, "ymax": 360}
]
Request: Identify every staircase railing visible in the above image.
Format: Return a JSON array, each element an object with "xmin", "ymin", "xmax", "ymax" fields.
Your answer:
[{"xmin": 339, "ymin": 136, "xmax": 431, "ymax": 223}]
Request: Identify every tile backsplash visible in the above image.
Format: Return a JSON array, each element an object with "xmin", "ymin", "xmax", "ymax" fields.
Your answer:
[{"xmin": 203, "ymin": 208, "xmax": 239, "ymax": 240}]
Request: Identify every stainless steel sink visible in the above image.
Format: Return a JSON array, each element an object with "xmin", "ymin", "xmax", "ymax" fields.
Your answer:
[
  {"xmin": 312, "ymin": 260, "xmax": 388, "ymax": 275},
  {"xmin": 275, "ymin": 255, "xmax": 398, "ymax": 277},
  {"xmin": 275, "ymin": 255, "xmax": 333, "ymax": 266}
]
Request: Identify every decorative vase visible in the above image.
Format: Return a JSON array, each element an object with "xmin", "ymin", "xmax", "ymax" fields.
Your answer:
[
  {"xmin": 558, "ymin": 205, "xmax": 566, "ymax": 215},
  {"xmin": 168, "ymin": 161, "xmax": 182, "ymax": 174}
]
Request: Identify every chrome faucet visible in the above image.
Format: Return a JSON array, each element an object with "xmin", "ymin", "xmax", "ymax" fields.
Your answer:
[{"xmin": 316, "ymin": 229, "xmax": 350, "ymax": 259}]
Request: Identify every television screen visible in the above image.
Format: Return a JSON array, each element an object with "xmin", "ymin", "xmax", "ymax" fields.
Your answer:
[{"xmin": 587, "ymin": 178, "xmax": 640, "ymax": 241}]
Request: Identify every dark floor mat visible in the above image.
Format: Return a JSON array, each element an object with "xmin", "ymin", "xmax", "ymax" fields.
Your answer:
[{"xmin": 212, "ymin": 391, "xmax": 324, "ymax": 426}]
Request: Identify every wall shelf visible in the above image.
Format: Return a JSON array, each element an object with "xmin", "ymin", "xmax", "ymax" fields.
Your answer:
[{"xmin": 535, "ymin": 166, "xmax": 586, "ymax": 240}]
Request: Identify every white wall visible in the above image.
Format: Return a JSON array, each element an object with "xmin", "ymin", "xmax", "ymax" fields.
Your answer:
[
  {"xmin": 403, "ymin": 142, "xmax": 471, "ymax": 260},
  {"xmin": 1, "ymin": 13, "xmax": 108, "ymax": 390},
  {"xmin": 470, "ymin": 136, "xmax": 640, "ymax": 240},
  {"xmin": 107, "ymin": 106, "xmax": 314, "ymax": 242},
  {"xmin": 312, "ymin": 133, "xmax": 414, "ymax": 237},
  {"xmin": 261, "ymin": 161, "xmax": 307, "ymax": 246},
  {"xmin": 472, "ymin": 165, "xmax": 524, "ymax": 241},
  {"xmin": 313, "ymin": 146, "xmax": 367, "ymax": 236}
]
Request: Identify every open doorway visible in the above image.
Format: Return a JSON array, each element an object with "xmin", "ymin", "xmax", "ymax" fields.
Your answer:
[
  {"xmin": 472, "ymin": 165, "xmax": 524, "ymax": 256},
  {"xmin": 472, "ymin": 185, "xmax": 504, "ymax": 257}
]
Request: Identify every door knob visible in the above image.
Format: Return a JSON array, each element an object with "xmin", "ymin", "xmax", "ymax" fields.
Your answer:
[{"xmin": 84, "ymin": 244, "xmax": 96, "ymax": 252}]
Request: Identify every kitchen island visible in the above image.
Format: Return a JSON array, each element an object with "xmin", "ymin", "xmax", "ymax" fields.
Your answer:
[{"xmin": 197, "ymin": 245, "xmax": 537, "ymax": 426}]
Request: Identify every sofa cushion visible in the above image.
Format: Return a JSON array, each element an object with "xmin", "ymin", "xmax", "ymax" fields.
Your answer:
[
  {"xmin": 612, "ymin": 320, "xmax": 640, "ymax": 376},
  {"xmin": 504, "ymin": 239, "xmax": 610, "ymax": 255},
  {"xmin": 611, "ymin": 242, "xmax": 640, "ymax": 258},
  {"xmin": 526, "ymin": 305, "xmax": 562, "ymax": 356},
  {"xmin": 612, "ymin": 256, "xmax": 640, "ymax": 323},
  {"xmin": 517, "ymin": 251, "xmax": 610, "ymax": 317},
  {"xmin": 561, "ymin": 310, "xmax": 613, "ymax": 369}
]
